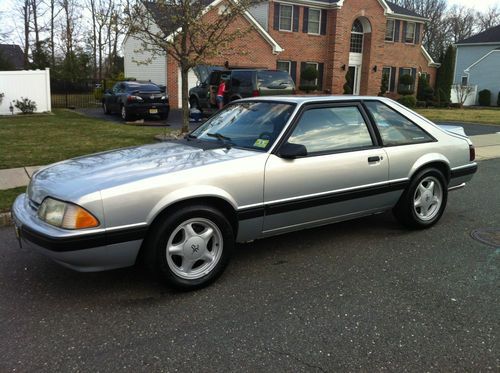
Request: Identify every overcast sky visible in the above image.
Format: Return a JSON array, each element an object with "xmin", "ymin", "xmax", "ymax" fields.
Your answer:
[{"xmin": 0, "ymin": 0, "xmax": 498, "ymax": 45}]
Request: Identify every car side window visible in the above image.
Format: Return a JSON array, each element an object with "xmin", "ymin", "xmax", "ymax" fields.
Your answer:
[
  {"xmin": 288, "ymin": 106, "xmax": 373, "ymax": 154},
  {"xmin": 365, "ymin": 101, "xmax": 433, "ymax": 146},
  {"xmin": 112, "ymin": 83, "xmax": 120, "ymax": 94}
]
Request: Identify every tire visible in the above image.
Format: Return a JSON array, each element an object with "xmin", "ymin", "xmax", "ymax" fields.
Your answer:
[
  {"xmin": 159, "ymin": 113, "xmax": 168, "ymax": 120},
  {"xmin": 103, "ymin": 102, "xmax": 111, "ymax": 115},
  {"xmin": 189, "ymin": 96, "xmax": 200, "ymax": 109},
  {"xmin": 144, "ymin": 205, "xmax": 234, "ymax": 290},
  {"xmin": 121, "ymin": 105, "xmax": 132, "ymax": 121},
  {"xmin": 393, "ymin": 168, "xmax": 448, "ymax": 229}
]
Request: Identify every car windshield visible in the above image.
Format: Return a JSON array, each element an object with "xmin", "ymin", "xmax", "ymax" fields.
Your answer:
[
  {"xmin": 191, "ymin": 101, "xmax": 295, "ymax": 151},
  {"xmin": 126, "ymin": 83, "xmax": 160, "ymax": 92}
]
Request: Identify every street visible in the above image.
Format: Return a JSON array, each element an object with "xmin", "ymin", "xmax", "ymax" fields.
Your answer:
[{"xmin": 1, "ymin": 159, "xmax": 499, "ymax": 372}]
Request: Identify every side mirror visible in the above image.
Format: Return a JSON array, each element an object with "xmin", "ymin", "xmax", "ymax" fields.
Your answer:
[{"xmin": 278, "ymin": 143, "xmax": 307, "ymax": 159}]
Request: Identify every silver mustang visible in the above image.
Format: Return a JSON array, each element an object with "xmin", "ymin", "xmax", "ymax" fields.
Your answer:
[{"xmin": 12, "ymin": 96, "xmax": 477, "ymax": 289}]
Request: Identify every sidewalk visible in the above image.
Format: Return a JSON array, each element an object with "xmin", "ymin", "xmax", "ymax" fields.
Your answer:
[{"xmin": 1, "ymin": 133, "xmax": 500, "ymax": 191}]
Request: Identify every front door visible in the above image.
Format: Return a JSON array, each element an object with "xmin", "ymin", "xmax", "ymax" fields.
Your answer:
[
  {"xmin": 263, "ymin": 102, "xmax": 390, "ymax": 234},
  {"xmin": 347, "ymin": 65, "xmax": 361, "ymax": 95}
]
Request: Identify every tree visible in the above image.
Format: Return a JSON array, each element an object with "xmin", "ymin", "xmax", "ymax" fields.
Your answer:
[
  {"xmin": 476, "ymin": 6, "xmax": 500, "ymax": 32},
  {"xmin": 452, "ymin": 84, "xmax": 474, "ymax": 108},
  {"xmin": 378, "ymin": 72, "xmax": 388, "ymax": 96},
  {"xmin": 300, "ymin": 66, "xmax": 319, "ymax": 92},
  {"xmin": 123, "ymin": 0, "xmax": 257, "ymax": 133},
  {"xmin": 435, "ymin": 45, "xmax": 455, "ymax": 104},
  {"xmin": 444, "ymin": 5, "xmax": 476, "ymax": 43}
]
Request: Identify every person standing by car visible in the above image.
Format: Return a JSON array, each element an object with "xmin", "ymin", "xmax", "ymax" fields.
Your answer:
[{"xmin": 216, "ymin": 78, "xmax": 227, "ymax": 109}]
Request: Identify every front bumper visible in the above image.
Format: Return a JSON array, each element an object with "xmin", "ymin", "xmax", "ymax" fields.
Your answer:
[
  {"xmin": 126, "ymin": 103, "xmax": 170, "ymax": 117},
  {"xmin": 11, "ymin": 194, "xmax": 144, "ymax": 272}
]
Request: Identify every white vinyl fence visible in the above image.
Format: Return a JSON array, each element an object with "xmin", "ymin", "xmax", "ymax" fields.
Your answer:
[
  {"xmin": 451, "ymin": 84, "xmax": 478, "ymax": 106},
  {"xmin": 0, "ymin": 68, "xmax": 51, "ymax": 115}
]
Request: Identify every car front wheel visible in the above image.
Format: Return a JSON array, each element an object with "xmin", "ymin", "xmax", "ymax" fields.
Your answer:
[
  {"xmin": 121, "ymin": 105, "xmax": 132, "ymax": 121},
  {"xmin": 393, "ymin": 168, "xmax": 448, "ymax": 229},
  {"xmin": 144, "ymin": 205, "xmax": 234, "ymax": 290},
  {"xmin": 103, "ymin": 102, "xmax": 110, "ymax": 115}
]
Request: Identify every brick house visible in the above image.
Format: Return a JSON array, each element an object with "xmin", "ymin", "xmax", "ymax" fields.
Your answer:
[{"xmin": 124, "ymin": 0, "xmax": 439, "ymax": 108}]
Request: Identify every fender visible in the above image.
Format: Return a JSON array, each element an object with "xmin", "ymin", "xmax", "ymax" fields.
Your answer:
[
  {"xmin": 146, "ymin": 185, "xmax": 238, "ymax": 224},
  {"xmin": 408, "ymin": 153, "xmax": 450, "ymax": 180}
]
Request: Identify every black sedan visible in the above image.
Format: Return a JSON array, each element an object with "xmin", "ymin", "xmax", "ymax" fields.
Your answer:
[{"xmin": 102, "ymin": 81, "xmax": 169, "ymax": 121}]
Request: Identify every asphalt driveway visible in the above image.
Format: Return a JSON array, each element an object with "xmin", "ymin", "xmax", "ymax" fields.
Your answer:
[{"xmin": 1, "ymin": 159, "xmax": 498, "ymax": 371}]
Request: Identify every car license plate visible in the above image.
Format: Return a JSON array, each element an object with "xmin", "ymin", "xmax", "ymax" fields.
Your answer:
[{"xmin": 149, "ymin": 108, "xmax": 158, "ymax": 114}]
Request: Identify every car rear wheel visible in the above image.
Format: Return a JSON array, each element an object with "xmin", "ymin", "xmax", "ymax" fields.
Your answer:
[
  {"xmin": 144, "ymin": 205, "xmax": 234, "ymax": 290},
  {"xmin": 393, "ymin": 168, "xmax": 448, "ymax": 229},
  {"xmin": 121, "ymin": 105, "xmax": 132, "ymax": 121}
]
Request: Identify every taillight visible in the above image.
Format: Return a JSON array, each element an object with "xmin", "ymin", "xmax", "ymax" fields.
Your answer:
[
  {"xmin": 252, "ymin": 89, "xmax": 260, "ymax": 97},
  {"xmin": 469, "ymin": 144, "xmax": 475, "ymax": 161},
  {"xmin": 127, "ymin": 95, "xmax": 142, "ymax": 102}
]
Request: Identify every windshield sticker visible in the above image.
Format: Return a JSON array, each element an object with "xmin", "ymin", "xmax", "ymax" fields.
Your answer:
[{"xmin": 254, "ymin": 139, "xmax": 269, "ymax": 148}]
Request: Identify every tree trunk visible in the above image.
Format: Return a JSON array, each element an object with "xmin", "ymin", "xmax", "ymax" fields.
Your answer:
[
  {"xmin": 181, "ymin": 65, "xmax": 190, "ymax": 133},
  {"xmin": 23, "ymin": 0, "xmax": 30, "ymax": 69}
]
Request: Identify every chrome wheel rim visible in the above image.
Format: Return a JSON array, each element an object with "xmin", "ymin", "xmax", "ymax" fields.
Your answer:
[
  {"xmin": 121, "ymin": 106, "xmax": 126, "ymax": 119},
  {"xmin": 413, "ymin": 176, "xmax": 443, "ymax": 221},
  {"xmin": 165, "ymin": 218, "xmax": 223, "ymax": 280},
  {"xmin": 103, "ymin": 103, "xmax": 107, "ymax": 113}
]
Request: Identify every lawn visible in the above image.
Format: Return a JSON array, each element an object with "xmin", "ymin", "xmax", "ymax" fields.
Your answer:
[
  {"xmin": 0, "ymin": 110, "xmax": 167, "ymax": 169},
  {"xmin": 0, "ymin": 187, "xmax": 26, "ymax": 213},
  {"xmin": 415, "ymin": 107, "xmax": 500, "ymax": 125}
]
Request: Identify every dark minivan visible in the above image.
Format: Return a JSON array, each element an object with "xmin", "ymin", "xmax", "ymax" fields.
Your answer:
[{"xmin": 189, "ymin": 69, "xmax": 295, "ymax": 112}]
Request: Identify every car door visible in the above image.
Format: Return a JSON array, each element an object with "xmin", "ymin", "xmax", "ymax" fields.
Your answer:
[
  {"xmin": 263, "ymin": 102, "xmax": 390, "ymax": 234},
  {"xmin": 107, "ymin": 83, "xmax": 122, "ymax": 112}
]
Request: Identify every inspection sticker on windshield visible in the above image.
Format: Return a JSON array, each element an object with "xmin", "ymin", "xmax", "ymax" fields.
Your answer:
[{"xmin": 254, "ymin": 139, "xmax": 269, "ymax": 148}]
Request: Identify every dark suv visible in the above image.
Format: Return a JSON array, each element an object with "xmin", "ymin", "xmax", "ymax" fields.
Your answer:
[
  {"xmin": 102, "ymin": 81, "xmax": 169, "ymax": 121},
  {"xmin": 189, "ymin": 69, "xmax": 295, "ymax": 112}
]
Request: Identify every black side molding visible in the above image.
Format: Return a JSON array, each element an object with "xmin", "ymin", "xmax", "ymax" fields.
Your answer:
[{"xmin": 450, "ymin": 164, "xmax": 478, "ymax": 179}]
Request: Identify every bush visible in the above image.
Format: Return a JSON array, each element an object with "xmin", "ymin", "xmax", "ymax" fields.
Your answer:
[
  {"xmin": 301, "ymin": 66, "xmax": 318, "ymax": 83},
  {"xmin": 14, "ymin": 97, "xmax": 37, "ymax": 114},
  {"xmin": 299, "ymin": 85, "xmax": 318, "ymax": 93},
  {"xmin": 398, "ymin": 74, "xmax": 415, "ymax": 95},
  {"xmin": 497, "ymin": 92, "xmax": 500, "ymax": 107},
  {"xmin": 94, "ymin": 87, "xmax": 104, "ymax": 100},
  {"xmin": 478, "ymin": 89, "xmax": 491, "ymax": 106},
  {"xmin": 0, "ymin": 92, "xmax": 4, "ymax": 105},
  {"xmin": 397, "ymin": 95, "xmax": 416, "ymax": 108},
  {"xmin": 378, "ymin": 73, "xmax": 389, "ymax": 96},
  {"xmin": 343, "ymin": 71, "xmax": 352, "ymax": 94},
  {"xmin": 416, "ymin": 100, "xmax": 426, "ymax": 108}
]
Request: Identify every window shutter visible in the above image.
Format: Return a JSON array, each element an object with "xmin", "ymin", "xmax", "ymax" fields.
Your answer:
[
  {"xmin": 415, "ymin": 23, "xmax": 421, "ymax": 44},
  {"xmin": 303, "ymin": 7, "xmax": 309, "ymax": 33},
  {"xmin": 402, "ymin": 22, "xmax": 407, "ymax": 42},
  {"xmin": 293, "ymin": 6, "xmax": 300, "ymax": 32},
  {"xmin": 290, "ymin": 61, "xmax": 297, "ymax": 84},
  {"xmin": 390, "ymin": 66, "xmax": 396, "ymax": 92},
  {"xmin": 317, "ymin": 63, "xmax": 324, "ymax": 90},
  {"xmin": 273, "ymin": 3, "xmax": 280, "ymax": 31},
  {"xmin": 411, "ymin": 68, "xmax": 417, "ymax": 91},
  {"xmin": 394, "ymin": 20, "xmax": 400, "ymax": 42},
  {"xmin": 300, "ymin": 62, "xmax": 307, "ymax": 84},
  {"xmin": 321, "ymin": 9, "xmax": 327, "ymax": 35}
]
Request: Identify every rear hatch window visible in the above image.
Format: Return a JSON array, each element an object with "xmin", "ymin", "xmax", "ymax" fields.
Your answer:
[{"xmin": 257, "ymin": 71, "xmax": 294, "ymax": 89}]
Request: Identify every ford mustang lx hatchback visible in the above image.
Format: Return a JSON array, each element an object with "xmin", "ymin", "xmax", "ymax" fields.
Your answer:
[{"xmin": 12, "ymin": 96, "xmax": 477, "ymax": 290}]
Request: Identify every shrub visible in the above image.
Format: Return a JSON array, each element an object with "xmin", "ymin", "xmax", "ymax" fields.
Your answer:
[
  {"xmin": 398, "ymin": 74, "xmax": 415, "ymax": 95},
  {"xmin": 397, "ymin": 95, "xmax": 416, "ymax": 108},
  {"xmin": 378, "ymin": 73, "xmax": 388, "ymax": 97},
  {"xmin": 343, "ymin": 71, "xmax": 352, "ymax": 94},
  {"xmin": 298, "ymin": 85, "xmax": 318, "ymax": 93},
  {"xmin": 301, "ymin": 66, "xmax": 318, "ymax": 83},
  {"xmin": 0, "ymin": 92, "xmax": 4, "ymax": 105},
  {"xmin": 94, "ymin": 87, "xmax": 104, "ymax": 100},
  {"xmin": 417, "ymin": 75, "xmax": 434, "ymax": 102},
  {"xmin": 478, "ymin": 89, "xmax": 491, "ymax": 106},
  {"xmin": 416, "ymin": 100, "xmax": 426, "ymax": 108},
  {"xmin": 497, "ymin": 92, "xmax": 500, "ymax": 107},
  {"xmin": 14, "ymin": 97, "xmax": 37, "ymax": 114}
]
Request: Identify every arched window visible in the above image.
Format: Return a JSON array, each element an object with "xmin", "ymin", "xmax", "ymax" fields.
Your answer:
[{"xmin": 350, "ymin": 19, "xmax": 364, "ymax": 53}]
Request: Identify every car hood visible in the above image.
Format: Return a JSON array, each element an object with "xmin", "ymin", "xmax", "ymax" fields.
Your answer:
[{"xmin": 28, "ymin": 141, "xmax": 259, "ymax": 204}]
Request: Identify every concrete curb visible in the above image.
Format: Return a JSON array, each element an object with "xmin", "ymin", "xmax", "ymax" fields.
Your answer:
[{"xmin": 0, "ymin": 212, "xmax": 12, "ymax": 227}]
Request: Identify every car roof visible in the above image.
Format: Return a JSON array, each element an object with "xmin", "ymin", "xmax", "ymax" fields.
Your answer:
[{"xmin": 237, "ymin": 95, "xmax": 388, "ymax": 105}]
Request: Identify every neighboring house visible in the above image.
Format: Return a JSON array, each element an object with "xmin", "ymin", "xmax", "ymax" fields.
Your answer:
[
  {"xmin": 0, "ymin": 44, "xmax": 25, "ymax": 70},
  {"xmin": 124, "ymin": 0, "xmax": 439, "ymax": 108},
  {"xmin": 454, "ymin": 24, "xmax": 500, "ymax": 106}
]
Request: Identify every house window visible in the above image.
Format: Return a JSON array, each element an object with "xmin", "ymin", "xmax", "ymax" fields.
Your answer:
[
  {"xmin": 300, "ymin": 62, "xmax": 319, "ymax": 86},
  {"xmin": 279, "ymin": 4, "xmax": 293, "ymax": 31},
  {"xmin": 350, "ymin": 19, "xmax": 364, "ymax": 53},
  {"xmin": 398, "ymin": 67, "xmax": 414, "ymax": 93},
  {"xmin": 277, "ymin": 61, "xmax": 291, "ymax": 74},
  {"xmin": 405, "ymin": 22, "xmax": 416, "ymax": 43},
  {"xmin": 385, "ymin": 19, "xmax": 395, "ymax": 41},
  {"xmin": 308, "ymin": 8, "xmax": 321, "ymax": 34},
  {"xmin": 382, "ymin": 67, "xmax": 391, "ymax": 93},
  {"xmin": 461, "ymin": 76, "xmax": 468, "ymax": 85}
]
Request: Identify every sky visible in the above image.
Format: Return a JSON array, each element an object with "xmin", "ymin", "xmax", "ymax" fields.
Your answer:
[{"xmin": 0, "ymin": 0, "xmax": 498, "ymax": 45}]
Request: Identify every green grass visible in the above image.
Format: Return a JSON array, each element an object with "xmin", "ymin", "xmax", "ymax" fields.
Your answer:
[
  {"xmin": 0, "ymin": 110, "xmax": 167, "ymax": 169},
  {"xmin": 415, "ymin": 107, "xmax": 500, "ymax": 125},
  {"xmin": 0, "ymin": 187, "xmax": 26, "ymax": 213}
]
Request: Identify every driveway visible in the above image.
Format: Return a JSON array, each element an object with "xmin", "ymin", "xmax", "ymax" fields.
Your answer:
[{"xmin": 1, "ymin": 159, "xmax": 498, "ymax": 371}]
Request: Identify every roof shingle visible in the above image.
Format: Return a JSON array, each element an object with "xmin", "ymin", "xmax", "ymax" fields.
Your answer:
[{"xmin": 458, "ymin": 24, "xmax": 500, "ymax": 44}]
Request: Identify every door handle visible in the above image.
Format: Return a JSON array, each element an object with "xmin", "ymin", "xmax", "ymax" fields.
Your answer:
[{"xmin": 368, "ymin": 156, "xmax": 381, "ymax": 163}]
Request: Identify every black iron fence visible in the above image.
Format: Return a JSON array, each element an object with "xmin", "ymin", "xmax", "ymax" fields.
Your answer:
[{"xmin": 50, "ymin": 79, "xmax": 111, "ymax": 108}]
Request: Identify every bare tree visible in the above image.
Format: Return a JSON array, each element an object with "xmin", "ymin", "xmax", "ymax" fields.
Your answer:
[
  {"xmin": 476, "ymin": 6, "xmax": 500, "ymax": 32},
  {"xmin": 445, "ymin": 5, "xmax": 476, "ymax": 44},
  {"xmin": 452, "ymin": 84, "xmax": 475, "ymax": 108},
  {"xmin": 123, "ymin": 0, "xmax": 257, "ymax": 133}
]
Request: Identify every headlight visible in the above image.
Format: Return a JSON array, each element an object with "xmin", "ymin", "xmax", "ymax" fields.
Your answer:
[
  {"xmin": 38, "ymin": 198, "xmax": 99, "ymax": 229},
  {"xmin": 161, "ymin": 95, "xmax": 168, "ymax": 101}
]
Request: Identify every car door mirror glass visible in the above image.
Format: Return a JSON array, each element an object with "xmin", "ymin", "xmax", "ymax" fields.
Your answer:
[{"xmin": 279, "ymin": 142, "xmax": 307, "ymax": 159}]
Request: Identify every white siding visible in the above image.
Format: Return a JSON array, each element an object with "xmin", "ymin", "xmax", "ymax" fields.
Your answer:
[
  {"xmin": 468, "ymin": 50, "xmax": 500, "ymax": 105},
  {"xmin": 0, "ymin": 68, "xmax": 51, "ymax": 115},
  {"xmin": 123, "ymin": 34, "xmax": 167, "ymax": 85},
  {"xmin": 248, "ymin": 2, "xmax": 269, "ymax": 30},
  {"xmin": 177, "ymin": 68, "xmax": 198, "ymax": 109}
]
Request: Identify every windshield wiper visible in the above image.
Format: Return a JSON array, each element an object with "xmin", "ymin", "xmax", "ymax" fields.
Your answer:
[
  {"xmin": 206, "ymin": 132, "xmax": 232, "ymax": 149},
  {"xmin": 185, "ymin": 133, "xmax": 197, "ymax": 140}
]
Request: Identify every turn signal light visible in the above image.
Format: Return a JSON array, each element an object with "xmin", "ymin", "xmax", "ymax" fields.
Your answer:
[
  {"xmin": 252, "ymin": 89, "xmax": 260, "ymax": 97},
  {"xmin": 469, "ymin": 145, "xmax": 475, "ymax": 161}
]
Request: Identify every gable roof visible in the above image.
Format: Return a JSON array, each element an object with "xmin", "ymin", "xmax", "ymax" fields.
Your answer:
[
  {"xmin": 457, "ymin": 24, "xmax": 500, "ymax": 45},
  {"xmin": 0, "ymin": 44, "xmax": 24, "ymax": 69},
  {"xmin": 385, "ymin": 1, "xmax": 424, "ymax": 19}
]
